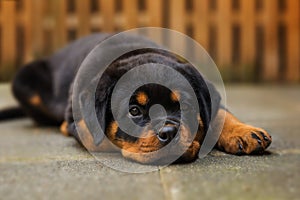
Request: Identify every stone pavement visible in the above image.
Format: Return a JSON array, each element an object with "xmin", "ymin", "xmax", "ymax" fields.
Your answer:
[{"xmin": 0, "ymin": 84, "xmax": 299, "ymax": 200}]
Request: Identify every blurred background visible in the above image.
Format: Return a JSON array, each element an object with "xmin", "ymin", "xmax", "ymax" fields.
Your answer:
[{"xmin": 0, "ymin": 0, "xmax": 299, "ymax": 83}]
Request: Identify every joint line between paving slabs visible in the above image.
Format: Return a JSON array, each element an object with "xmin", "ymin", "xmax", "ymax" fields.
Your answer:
[{"xmin": 159, "ymin": 167, "xmax": 171, "ymax": 200}]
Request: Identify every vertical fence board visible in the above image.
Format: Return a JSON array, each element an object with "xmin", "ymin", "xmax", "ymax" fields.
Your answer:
[
  {"xmin": 124, "ymin": 0, "xmax": 138, "ymax": 29},
  {"xmin": 147, "ymin": 0, "xmax": 162, "ymax": 27},
  {"xmin": 194, "ymin": 0, "xmax": 209, "ymax": 49},
  {"xmin": 169, "ymin": 0, "xmax": 185, "ymax": 53},
  {"xmin": 240, "ymin": 0, "xmax": 256, "ymax": 80},
  {"xmin": 146, "ymin": 0, "xmax": 163, "ymax": 44},
  {"xmin": 77, "ymin": 0, "xmax": 90, "ymax": 36},
  {"xmin": 263, "ymin": 0, "xmax": 279, "ymax": 81},
  {"xmin": 241, "ymin": 0, "xmax": 255, "ymax": 64},
  {"xmin": 1, "ymin": 1, "xmax": 16, "ymax": 65},
  {"xmin": 100, "ymin": 0, "xmax": 115, "ymax": 32},
  {"xmin": 55, "ymin": 0, "xmax": 67, "ymax": 48},
  {"xmin": 218, "ymin": 0, "xmax": 232, "ymax": 66},
  {"xmin": 22, "ymin": 0, "xmax": 33, "ymax": 63},
  {"xmin": 31, "ymin": 0, "xmax": 46, "ymax": 55},
  {"xmin": 286, "ymin": 0, "xmax": 300, "ymax": 81},
  {"xmin": 169, "ymin": 0, "xmax": 185, "ymax": 32}
]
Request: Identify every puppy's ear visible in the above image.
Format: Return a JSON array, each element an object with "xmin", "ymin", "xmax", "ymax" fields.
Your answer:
[
  {"xmin": 181, "ymin": 66, "xmax": 221, "ymax": 133},
  {"xmin": 64, "ymin": 84, "xmax": 80, "ymax": 141},
  {"xmin": 203, "ymin": 80, "xmax": 221, "ymax": 120},
  {"xmin": 196, "ymin": 80, "xmax": 220, "ymax": 134},
  {"xmin": 94, "ymin": 75, "xmax": 115, "ymax": 144},
  {"xmin": 65, "ymin": 75, "xmax": 114, "ymax": 147}
]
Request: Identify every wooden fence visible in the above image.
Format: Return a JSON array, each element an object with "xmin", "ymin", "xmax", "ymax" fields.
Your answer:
[{"xmin": 0, "ymin": 0, "xmax": 299, "ymax": 82}]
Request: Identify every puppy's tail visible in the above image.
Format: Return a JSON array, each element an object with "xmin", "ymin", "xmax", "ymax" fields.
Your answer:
[{"xmin": 0, "ymin": 107, "xmax": 26, "ymax": 121}]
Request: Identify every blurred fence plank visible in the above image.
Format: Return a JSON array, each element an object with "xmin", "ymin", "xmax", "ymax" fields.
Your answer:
[
  {"xmin": 1, "ymin": 1, "xmax": 16, "ymax": 65},
  {"xmin": 218, "ymin": 0, "xmax": 232, "ymax": 67},
  {"xmin": 286, "ymin": 0, "xmax": 300, "ymax": 82},
  {"xmin": 124, "ymin": 0, "xmax": 138, "ymax": 29},
  {"xmin": 194, "ymin": 0, "xmax": 209, "ymax": 50},
  {"xmin": 100, "ymin": 0, "xmax": 115, "ymax": 32},
  {"xmin": 55, "ymin": 0, "xmax": 68, "ymax": 48},
  {"xmin": 147, "ymin": 0, "xmax": 163, "ymax": 27},
  {"xmin": 263, "ymin": 0, "xmax": 279, "ymax": 81},
  {"xmin": 77, "ymin": 0, "xmax": 90, "ymax": 36}
]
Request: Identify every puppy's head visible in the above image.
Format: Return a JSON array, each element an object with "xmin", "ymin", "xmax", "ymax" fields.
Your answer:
[
  {"xmin": 105, "ymin": 83, "xmax": 205, "ymax": 164},
  {"xmin": 91, "ymin": 49, "xmax": 221, "ymax": 164}
]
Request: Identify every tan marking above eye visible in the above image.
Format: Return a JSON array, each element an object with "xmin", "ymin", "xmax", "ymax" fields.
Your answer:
[
  {"xmin": 171, "ymin": 90, "xmax": 180, "ymax": 102},
  {"xmin": 136, "ymin": 92, "xmax": 148, "ymax": 105},
  {"xmin": 29, "ymin": 94, "xmax": 42, "ymax": 106}
]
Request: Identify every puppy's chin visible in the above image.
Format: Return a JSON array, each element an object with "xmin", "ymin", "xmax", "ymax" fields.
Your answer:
[
  {"xmin": 120, "ymin": 140, "xmax": 200, "ymax": 165},
  {"xmin": 107, "ymin": 122, "xmax": 203, "ymax": 164},
  {"xmin": 174, "ymin": 141, "xmax": 200, "ymax": 163}
]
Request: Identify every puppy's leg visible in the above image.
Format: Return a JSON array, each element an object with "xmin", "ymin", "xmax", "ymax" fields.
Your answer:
[
  {"xmin": 216, "ymin": 108, "xmax": 272, "ymax": 155},
  {"xmin": 60, "ymin": 121, "xmax": 70, "ymax": 136},
  {"xmin": 12, "ymin": 60, "xmax": 61, "ymax": 125}
]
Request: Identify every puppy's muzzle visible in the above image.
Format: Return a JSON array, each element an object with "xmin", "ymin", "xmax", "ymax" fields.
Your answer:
[{"xmin": 156, "ymin": 119, "xmax": 179, "ymax": 144}]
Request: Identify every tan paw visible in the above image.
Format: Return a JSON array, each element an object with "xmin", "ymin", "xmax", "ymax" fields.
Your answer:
[{"xmin": 218, "ymin": 125, "xmax": 272, "ymax": 155}]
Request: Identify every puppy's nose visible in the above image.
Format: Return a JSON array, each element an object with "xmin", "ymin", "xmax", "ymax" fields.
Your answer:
[{"xmin": 157, "ymin": 126, "xmax": 178, "ymax": 143}]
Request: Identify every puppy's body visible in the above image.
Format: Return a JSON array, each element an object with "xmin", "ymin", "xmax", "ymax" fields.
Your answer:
[
  {"xmin": 0, "ymin": 33, "xmax": 272, "ymax": 164},
  {"xmin": 12, "ymin": 34, "xmax": 112, "ymax": 125}
]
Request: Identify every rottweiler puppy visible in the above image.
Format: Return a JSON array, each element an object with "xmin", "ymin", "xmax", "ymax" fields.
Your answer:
[{"xmin": 0, "ymin": 33, "xmax": 272, "ymax": 164}]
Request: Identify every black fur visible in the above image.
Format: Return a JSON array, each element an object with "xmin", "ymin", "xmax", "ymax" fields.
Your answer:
[{"xmin": 0, "ymin": 107, "xmax": 26, "ymax": 121}]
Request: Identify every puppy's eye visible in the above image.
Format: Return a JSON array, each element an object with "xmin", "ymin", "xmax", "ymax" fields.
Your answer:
[{"xmin": 129, "ymin": 106, "xmax": 142, "ymax": 117}]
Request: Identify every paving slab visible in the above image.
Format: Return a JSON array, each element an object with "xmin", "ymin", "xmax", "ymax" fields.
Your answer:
[
  {"xmin": 0, "ymin": 120, "xmax": 166, "ymax": 200},
  {"xmin": 159, "ymin": 84, "xmax": 300, "ymax": 200},
  {"xmin": 0, "ymin": 84, "xmax": 299, "ymax": 200}
]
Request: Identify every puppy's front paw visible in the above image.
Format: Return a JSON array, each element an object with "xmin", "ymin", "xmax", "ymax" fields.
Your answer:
[{"xmin": 218, "ymin": 125, "xmax": 272, "ymax": 155}]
